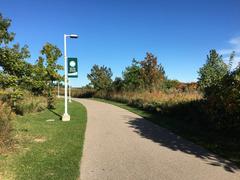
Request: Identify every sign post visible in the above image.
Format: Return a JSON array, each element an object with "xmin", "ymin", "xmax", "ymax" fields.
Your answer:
[{"xmin": 62, "ymin": 34, "xmax": 78, "ymax": 122}]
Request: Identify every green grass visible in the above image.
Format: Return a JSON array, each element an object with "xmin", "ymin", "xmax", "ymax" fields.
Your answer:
[
  {"xmin": 93, "ymin": 98, "xmax": 240, "ymax": 168},
  {"xmin": 0, "ymin": 99, "xmax": 87, "ymax": 180}
]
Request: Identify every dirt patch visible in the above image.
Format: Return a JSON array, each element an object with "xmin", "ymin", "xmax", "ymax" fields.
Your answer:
[{"xmin": 34, "ymin": 136, "xmax": 46, "ymax": 143}]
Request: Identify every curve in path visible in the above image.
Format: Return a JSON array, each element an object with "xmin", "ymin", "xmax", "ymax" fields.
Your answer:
[{"xmin": 75, "ymin": 98, "xmax": 240, "ymax": 180}]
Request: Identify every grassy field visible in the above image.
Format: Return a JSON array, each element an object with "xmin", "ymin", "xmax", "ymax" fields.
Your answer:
[
  {"xmin": 94, "ymin": 98, "xmax": 240, "ymax": 168},
  {"xmin": 0, "ymin": 99, "xmax": 87, "ymax": 180}
]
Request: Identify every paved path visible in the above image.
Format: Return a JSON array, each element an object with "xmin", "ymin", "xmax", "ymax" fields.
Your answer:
[{"xmin": 75, "ymin": 98, "xmax": 240, "ymax": 180}]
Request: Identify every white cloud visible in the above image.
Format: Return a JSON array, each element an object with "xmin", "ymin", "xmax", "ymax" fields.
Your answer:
[
  {"xmin": 219, "ymin": 36, "xmax": 240, "ymax": 68},
  {"xmin": 224, "ymin": 55, "xmax": 240, "ymax": 68},
  {"xmin": 233, "ymin": 55, "xmax": 240, "ymax": 68},
  {"xmin": 219, "ymin": 49, "xmax": 234, "ymax": 55},
  {"xmin": 229, "ymin": 37, "xmax": 240, "ymax": 48}
]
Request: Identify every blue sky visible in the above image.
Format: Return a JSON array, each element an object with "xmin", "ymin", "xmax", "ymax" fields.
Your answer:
[{"xmin": 1, "ymin": 0, "xmax": 240, "ymax": 87}]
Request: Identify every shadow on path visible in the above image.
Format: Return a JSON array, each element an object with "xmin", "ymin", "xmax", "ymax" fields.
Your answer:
[{"xmin": 124, "ymin": 115, "xmax": 239, "ymax": 173}]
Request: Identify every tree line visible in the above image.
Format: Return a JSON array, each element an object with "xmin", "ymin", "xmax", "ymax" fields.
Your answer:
[
  {"xmin": 87, "ymin": 52, "xmax": 173, "ymax": 93},
  {"xmin": 86, "ymin": 49, "xmax": 240, "ymax": 132},
  {"xmin": 0, "ymin": 13, "xmax": 62, "ymax": 109}
]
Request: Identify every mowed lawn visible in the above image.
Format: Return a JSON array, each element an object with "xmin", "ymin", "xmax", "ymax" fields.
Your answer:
[{"xmin": 0, "ymin": 99, "xmax": 87, "ymax": 180}]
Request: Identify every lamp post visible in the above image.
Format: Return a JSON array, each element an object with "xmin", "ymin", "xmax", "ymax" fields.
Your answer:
[{"xmin": 62, "ymin": 34, "xmax": 78, "ymax": 121}]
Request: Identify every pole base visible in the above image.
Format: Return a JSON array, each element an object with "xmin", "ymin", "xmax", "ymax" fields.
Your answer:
[{"xmin": 62, "ymin": 113, "xmax": 70, "ymax": 121}]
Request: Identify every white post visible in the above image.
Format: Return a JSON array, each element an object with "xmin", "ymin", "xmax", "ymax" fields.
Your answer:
[
  {"xmin": 57, "ymin": 81, "xmax": 60, "ymax": 98},
  {"xmin": 62, "ymin": 34, "xmax": 70, "ymax": 121}
]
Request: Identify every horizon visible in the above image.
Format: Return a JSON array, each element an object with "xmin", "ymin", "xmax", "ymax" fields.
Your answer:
[{"xmin": 1, "ymin": 0, "xmax": 240, "ymax": 87}]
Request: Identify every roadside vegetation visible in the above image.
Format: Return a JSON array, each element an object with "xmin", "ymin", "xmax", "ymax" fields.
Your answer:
[
  {"xmin": 67, "ymin": 50, "xmax": 240, "ymax": 165},
  {"xmin": 0, "ymin": 13, "xmax": 87, "ymax": 179},
  {"xmin": 0, "ymin": 13, "xmax": 63, "ymax": 152},
  {"xmin": 0, "ymin": 100, "xmax": 86, "ymax": 180}
]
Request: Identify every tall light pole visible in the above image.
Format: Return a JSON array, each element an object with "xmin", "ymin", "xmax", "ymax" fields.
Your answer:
[{"xmin": 62, "ymin": 34, "xmax": 78, "ymax": 121}]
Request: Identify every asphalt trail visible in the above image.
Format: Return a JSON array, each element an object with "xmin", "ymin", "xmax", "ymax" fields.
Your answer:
[{"xmin": 76, "ymin": 98, "xmax": 240, "ymax": 180}]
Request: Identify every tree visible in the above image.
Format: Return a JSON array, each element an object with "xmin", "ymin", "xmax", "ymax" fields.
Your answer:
[
  {"xmin": 87, "ymin": 65, "xmax": 112, "ymax": 91},
  {"xmin": 31, "ymin": 57, "xmax": 47, "ymax": 94},
  {"xmin": 0, "ymin": 14, "xmax": 63, "ymax": 102},
  {"xmin": 0, "ymin": 13, "xmax": 14, "ymax": 45},
  {"xmin": 123, "ymin": 53, "xmax": 166, "ymax": 92},
  {"xmin": 0, "ymin": 13, "xmax": 35, "ymax": 107},
  {"xmin": 122, "ymin": 59, "xmax": 144, "ymax": 91},
  {"xmin": 40, "ymin": 43, "xmax": 63, "ymax": 83},
  {"xmin": 139, "ymin": 52, "xmax": 166, "ymax": 91},
  {"xmin": 40, "ymin": 43, "xmax": 63, "ymax": 108},
  {"xmin": 0, "ymin": 13, "xmax": 32, "ymax": 91},
  {"xmin": 203, "ymin": 65, "xmax": 240, "ymax": 130},
  {"xmin": 112, "ymin": 77, "xmax": 124, "ymax": 92},
  {"xmin": 198, "ymin": 49, "xmax": 228, "ymax": 94},
  {"xmin": 197, "ymin": 50, "xmax": 240, "ymax": 131}
]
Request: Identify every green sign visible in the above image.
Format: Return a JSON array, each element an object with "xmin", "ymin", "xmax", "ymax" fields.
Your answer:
[{"xmin": 68, "ymin": 57, "xmax": 78, "ymax": 78}]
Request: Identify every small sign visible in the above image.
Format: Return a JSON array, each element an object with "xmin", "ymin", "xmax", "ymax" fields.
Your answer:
[{"xmin": 68, "ymin": 57, "xmax": 78, "ymax": 78}]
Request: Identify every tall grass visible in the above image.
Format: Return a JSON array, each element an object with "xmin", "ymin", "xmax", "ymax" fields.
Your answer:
[
  {"xmin": 58, "ymin": 87, "xmax": 96, "ymax": 98},
  {"xmin": 14, "ymin": 94, "xmax": 47, "ymax": 115},
  {"xmin": 0, "ymin": 101, "xmax": 15, "ymax": 153},
  {"xmin": 1, "ymin": 90, "xmax": 48, "ymax": 116},
  {"xmin": 0, "ymin": 90, "xmax": 48, "ymax": 153},
  {"xmin": 95, "ymin": 90, "xmax": 203, "ymax": 113},
  {"xmin": 103, "ymin": 91, "xmax": 201, "ymax": 104}
]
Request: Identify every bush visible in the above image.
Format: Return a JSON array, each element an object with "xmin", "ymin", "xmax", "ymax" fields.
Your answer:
[
  {"xmin": 204, "ymin": 67, "xmax": 240, "ymax": 131},
  {"xmin": 72, "ymin": 88, "xmax": 96, "ymax": 98},
  {"xmin": 14, "ymin": 94, "xmax": 47, "ymax": 115},
  {"xmin": 163, "ymin": 79, "xmax": 180, "ymax": 90},
  {"xmin": 0, "ymin": 89, "xmax": 47, "ymax": 115},
  {"xmin": 94, "ymin": 90, "xmax": 202, "ymax": 114},
  {"xmin": 0, "ymin": 101, "xmax": 15, "ymax": 153}
]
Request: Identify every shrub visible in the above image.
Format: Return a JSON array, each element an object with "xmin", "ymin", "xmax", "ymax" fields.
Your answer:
[
  {"xmin": 204, "ymin": 67, "xmax": 240, "ymax": 131},
  {"xmin": 0, "ymin": 90, "xmax": 47, "ymax": 115},
  {"xmin": 198, "ymin": 49, "xmax": 228, "ymax": 94},
  {"xmin": 14, "ymin": 93, "xmax": 47, "ymax": 115},
  {"xmin": 196, "ymin": 50, "xmax": 240, "ymax": 132},
  {"xmin": 0, "ymin": 89, "xmax": 24, "ymax": 107},
  {"xmin": 94, "ymin": 90, "xmax": 203, "ymax": 114},
  {"xmin": 0, "ymin": 101, "xmax": 15, "ymax": 153},
  {"xmin": 73, "ymin": 88, "xmax": 96, "ymax": 98},
  {"xmin": 163, "ymin": 79, "xmax": 180, "ymax": 90}
]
